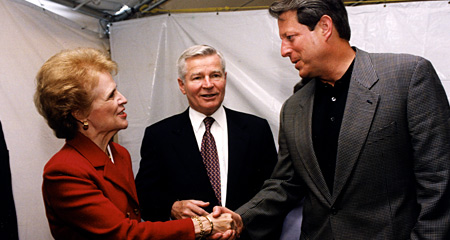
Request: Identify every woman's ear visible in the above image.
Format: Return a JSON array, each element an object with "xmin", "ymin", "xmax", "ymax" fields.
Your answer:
[{"xmin": 71, "ymin": 110, "xmax": 86, "ymax": 122}]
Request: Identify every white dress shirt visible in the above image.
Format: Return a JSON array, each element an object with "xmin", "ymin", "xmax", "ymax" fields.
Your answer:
[
  {"xmin": 107, "ymin": 144, "xmax": 114, "ymax": 164},
  {"xmin": 189, "ymin": 106, "xmax": 228, "ymax": 206}
]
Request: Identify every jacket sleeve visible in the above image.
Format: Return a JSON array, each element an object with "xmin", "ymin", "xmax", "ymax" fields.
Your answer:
[
  {"xmin": 236, "ymin": 102, "xmax": 305, "ymax": 240},
  {"xmin": 408, "ymin": 58, "xmax": 450, "ymax": 239},
  {"xmin": 257, "ymin": 119, "xmax": 278, "ymax": 187},
  {"xmin": 135, "ymin": 126, "xmax": 175, "ymax": 221},
  {"xmin": 43, "ymin": 154, "xmax": 195, "ymax": 240}
]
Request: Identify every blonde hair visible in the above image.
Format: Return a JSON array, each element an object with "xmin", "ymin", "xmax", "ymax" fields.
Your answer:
[{"xmin": 34, "ymin": 48, "xmax": 117, "ymax": 139}]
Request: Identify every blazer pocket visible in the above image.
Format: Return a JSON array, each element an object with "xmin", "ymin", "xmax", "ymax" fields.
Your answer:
[{"xmin": 366, "ymin": 121, "xmax": 398, "ymax": 145}]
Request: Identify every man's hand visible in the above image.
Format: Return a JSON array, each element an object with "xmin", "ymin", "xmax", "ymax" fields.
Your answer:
[
  {"xmin": 208, "ymin": 229, "xmax": 237, "ymax": 240},
  {"xmin": 171, "ymin": 200, "xmax": 210, "ymax": 219},
  {"xmin": 208, "ymin": 206, "xmax": 243, "ymax": 239}
]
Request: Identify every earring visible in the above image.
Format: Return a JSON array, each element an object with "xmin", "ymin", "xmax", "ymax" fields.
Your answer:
[{"xmin": 83, "ymin": 121, "xmax": 89, "ymax": 130}]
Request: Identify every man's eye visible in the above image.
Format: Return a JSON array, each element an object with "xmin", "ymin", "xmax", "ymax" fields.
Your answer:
[
  {"xmin": 287, "ymin": 35, "xmax": 294, "ymax": 41},
  {"xmin": 109, "ymin": 91, "xmax": 116, "ymax": 99}
]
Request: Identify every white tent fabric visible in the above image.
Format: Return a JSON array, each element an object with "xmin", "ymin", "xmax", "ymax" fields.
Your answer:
[
  {"xmin": 0, "ymin": 0, "xmax": 106, "ymax": 239},
  {"xmin": 0, "ymin": 0, "xmax": 449, "ymax": 239},
  {"xmin": 110, "ymin": 1, "xmax": 450, "ymax": 176}
]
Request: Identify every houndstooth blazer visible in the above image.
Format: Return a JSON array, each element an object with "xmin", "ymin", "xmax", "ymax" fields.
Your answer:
[{"xmin": 236, "ymin": 48, "xmax": 450, "ymax": 240}]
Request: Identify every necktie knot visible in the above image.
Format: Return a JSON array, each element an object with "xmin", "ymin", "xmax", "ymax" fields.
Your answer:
[{"xmin": 203, "ymin": 117, "xmax": 215, "ymax": 131}]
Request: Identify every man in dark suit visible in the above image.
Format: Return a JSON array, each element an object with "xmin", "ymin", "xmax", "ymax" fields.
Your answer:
[
  {"xmin": 214, "ymin": 0, "xmax": 450, "ymax": 239},
  {"xmin": 135, "ymin": 45, "xmax": 280, "ymax": 239},
  {"xmin": 0, "ymin": 120, "xmax": 19, "ymax": 240}
]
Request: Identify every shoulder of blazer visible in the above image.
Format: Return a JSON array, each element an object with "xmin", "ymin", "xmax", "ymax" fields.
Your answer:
[
  {"xmin": 224, "ymin": 107, "xmax": 274, "ymax": 136},
  {"xmin": 353, "ymin": 47, "xmax": 426, "ymax": 88},
  {"xmin": 145, "ymin": 108, "xmax": 191, "ymax": 134},
  {"xmin": 44, "ymin": 143, "xmax": 95, "ymax": 178},
  {"xmin": 369, "ymin": 52, "xmax": 424, "ymax": 74},
  {"xmin": 355, "ymin": 47, "xmax": 423, "ymax": 76},
  {"xmin": 44, "ymin": 133, "xmax": 110, "ymax": 175},
  {"xmin": 224, "ymin": 107, "xmax": 267, "ymax": 126},
  {"xmin": 363, "ymin": 47, "xmax": 422, "ymax": 63}
]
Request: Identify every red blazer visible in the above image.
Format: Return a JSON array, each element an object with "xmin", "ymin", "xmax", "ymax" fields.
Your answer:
[{"xmin": 43, "ymin": 132, "xmax": 195, "ymax": 240}]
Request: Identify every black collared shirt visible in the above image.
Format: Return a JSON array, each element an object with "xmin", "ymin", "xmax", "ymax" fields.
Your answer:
[{"xmin": 312, "ymin": 61, "xmax": 354, "ymax": 194}]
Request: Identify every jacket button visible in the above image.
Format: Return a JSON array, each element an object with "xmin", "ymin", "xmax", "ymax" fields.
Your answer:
[
  {"xmin": 126, "ymin": 212, "xmax": 131, "ymax": 218},
  {"xmin": 134, "ymin": 209, "xmax": 139, "ymax": 215},
  {"xmin": 331, "ymin": 207, "xmax": 338, "ymax": 215}
]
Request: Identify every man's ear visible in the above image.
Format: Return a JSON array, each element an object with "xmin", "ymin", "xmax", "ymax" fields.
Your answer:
[
  {"xmin": 177, "ymin": 78, "xmax": 186, "ymax": 95},
  {"xmin": 318, "ymin": 15, "xmax": 333, "ymax": 40}
]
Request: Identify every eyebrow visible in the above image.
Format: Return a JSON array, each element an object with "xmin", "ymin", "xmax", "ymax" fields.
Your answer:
[
  {"xmin": 190, "ymin": 72, "xmax": 202, "ymax": 77},
  {"xmin": 189, "ymin": 70, "xmax": 222, "ymax": 77}
]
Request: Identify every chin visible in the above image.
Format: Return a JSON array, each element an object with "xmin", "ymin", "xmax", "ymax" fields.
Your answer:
[
  {"xmin": 205, "ymin": 106, "xmax": 221, "ymax": 115},
  {"xmin": 299, "ymin": 71, "xmax": 309, "ymax": 79},
  {"xmin": 116, "ymin": 127, "xmax": 127, "ymax": 132},
  {"xmin": 116, "ymin": 122, "xmax": 129, "ymax": 131}
]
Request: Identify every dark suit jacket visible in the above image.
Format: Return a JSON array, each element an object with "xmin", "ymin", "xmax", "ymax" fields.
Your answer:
[
  {"xmin": 135, "ymin": 107, "xmax": 279, "ymax": 238},
  {"xmin": 236, "ymin": 48, "xmax": 450, "ymax": 240},
  {"xmin": 43, "ymin": 132, "xmax": 195, "ymax": 240},
  {"xmin": 0, "ymin": 121, "xmax": 19, "ymax": 240}
]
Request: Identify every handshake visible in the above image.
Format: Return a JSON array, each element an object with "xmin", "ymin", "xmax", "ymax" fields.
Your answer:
[
  {"xmin": 173, "ymin": 200, "xmax": 243, "ymax": 239},
  {"xmin": 193, "ymin": 206, "xmax": 243, "ymax": 240}
]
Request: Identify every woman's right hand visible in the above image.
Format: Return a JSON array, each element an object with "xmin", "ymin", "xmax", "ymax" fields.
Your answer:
[{"xmin": 191, "ymin": 213, "xmax": 235, "ymax": 239}]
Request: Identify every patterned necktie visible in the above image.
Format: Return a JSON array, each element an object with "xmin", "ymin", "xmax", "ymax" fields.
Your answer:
[{"xmin": 201, "ymin": 117, "xmax": 221, "ymax": 205}]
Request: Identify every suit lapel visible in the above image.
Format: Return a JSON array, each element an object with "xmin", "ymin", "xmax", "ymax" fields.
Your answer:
[
  {"xmin": 332, "ymin": 49, "xmax": 380, "ymax": 202},
  {"xmin": 68, "ymin": 133, "xmax": 138, "ymax": 205},
  {"xmin": 105, "ymin": 144, "xmax": 139, "ymax": 205},
  {"xmin": 103, "ymin": 152, "xmax": 138, "ymax": 205},
  {"xmin": 295, "ymin": 80, "xmax": 333, "ymax": 203},
  {"xmin": 225, "ymin": 108, "xmax": 249, "ymax": 203},
  {"xmin": 170, "ymin": 109, "xmax": 212, "ymax": 187}
]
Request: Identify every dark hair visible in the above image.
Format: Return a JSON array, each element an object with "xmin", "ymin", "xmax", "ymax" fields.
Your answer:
[
  {"xmin": 34, "ymin": 48, "xmax": 117, "ymax": 139},
  {"xmin": 269, "ymin": 0, "xmax": 351, "ymax": 41}
]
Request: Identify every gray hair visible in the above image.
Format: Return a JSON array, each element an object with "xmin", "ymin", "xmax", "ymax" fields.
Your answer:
[{"xmin": 177, "ymin": 45, "xmax": 226, "ymax": 81}]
